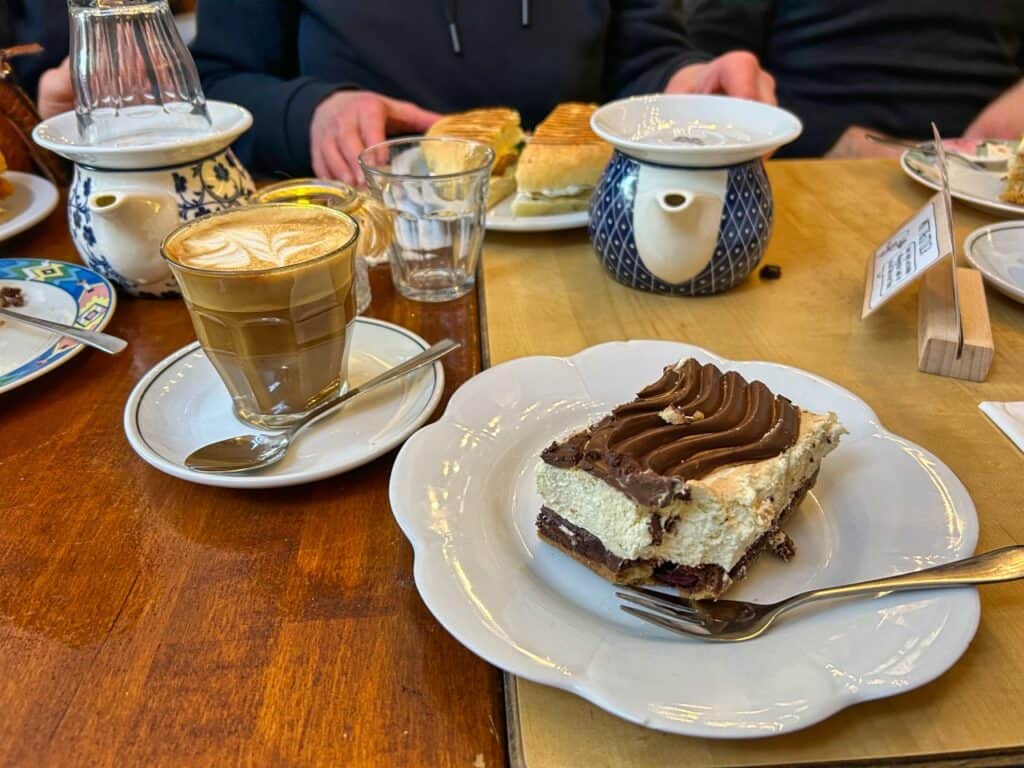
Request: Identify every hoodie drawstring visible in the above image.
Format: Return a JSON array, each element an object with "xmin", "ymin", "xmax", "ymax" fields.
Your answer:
[
  {"xmin": 444, "ymin": 0, "xmax": 531, "ymax": 54},
  {"xmin": 444, "ymin": 0, "xmax": 462, "ymax": 54}
]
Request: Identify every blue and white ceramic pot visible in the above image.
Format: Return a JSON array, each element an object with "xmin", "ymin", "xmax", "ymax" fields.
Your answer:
[
  {"xmin": 590, "ymin": 152, "xmax": 772, "ymax": 295},
  {"xmin": 589, "ymin": 95, "xmax": 803, "ymax": 296},
  {"xmin": 33, "ymin": 102, "xmax": 255, "ymax": 298}
]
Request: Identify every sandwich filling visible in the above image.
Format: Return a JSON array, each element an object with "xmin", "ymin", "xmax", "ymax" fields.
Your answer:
[{"xmin": 518, "ymin": 184, "xmax": 593, "ymax": 200}]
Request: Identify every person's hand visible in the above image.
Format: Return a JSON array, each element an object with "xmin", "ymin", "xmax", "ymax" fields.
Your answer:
[
  {"xmin": 38, "ymin": 58, "xmax": 74, "ymax": 119},
  {"xmin": 963, "ymin": 79, "xmax": 1024, "ymax": 140},
  {"xmin": 824, "ymin": 126, "xmax": 903, "ymax": 159},
  {"xmin": 311, "ymin": 90, "xmax": 441, "ymax": 186},
  {"xmin": 666, "ymin": 51, "xmax": 776, "ymax": 105}
]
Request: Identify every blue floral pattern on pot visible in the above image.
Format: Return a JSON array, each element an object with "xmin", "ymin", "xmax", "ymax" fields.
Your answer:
[
  {"xmin": 68, "ymin": 149, "xmax": 255, "ymax": 298},
  {"xmin": 589, "ymin": 151, "xmax": 773, "ymax": 295}
]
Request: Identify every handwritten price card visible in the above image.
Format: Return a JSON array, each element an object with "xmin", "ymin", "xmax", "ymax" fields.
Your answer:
[{"xmin": 862, "ymin": 192, "xmax": 954, "ymax": 318}]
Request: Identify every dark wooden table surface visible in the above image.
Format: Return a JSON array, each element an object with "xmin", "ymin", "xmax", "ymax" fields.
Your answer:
[{"xmin": 0, "ymin": 201, "xmax": 507, "ymax": 767}]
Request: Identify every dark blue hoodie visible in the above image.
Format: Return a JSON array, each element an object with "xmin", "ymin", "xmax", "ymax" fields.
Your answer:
[{"xmin": 191, "ymin": 0, "xmax": 708, "ymax": 177}]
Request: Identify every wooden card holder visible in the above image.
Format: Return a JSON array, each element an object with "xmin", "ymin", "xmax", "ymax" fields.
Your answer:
[{"xmin": 918, "ymin": 266, "xmax": 994, "ymax": 381}]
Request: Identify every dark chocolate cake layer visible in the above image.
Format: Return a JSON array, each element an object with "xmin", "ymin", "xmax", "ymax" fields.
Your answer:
[{"xmin": 541, "ymin": 359, "xmax": 801, "ymax": 506}]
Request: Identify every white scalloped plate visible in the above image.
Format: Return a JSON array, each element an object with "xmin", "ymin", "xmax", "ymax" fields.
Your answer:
[{"xmin": 389, "ymin": 341, "xmax": 979, "ymax": 738}]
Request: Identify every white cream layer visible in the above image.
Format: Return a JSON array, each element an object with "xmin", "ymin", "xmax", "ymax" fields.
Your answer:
[
  {"xmin": 517, "ymin": 185, "xmax": 592, "ymax": 200},
  {"xmin": 536, "ymin": 411, "xmax": 845, "ymax": 571}
]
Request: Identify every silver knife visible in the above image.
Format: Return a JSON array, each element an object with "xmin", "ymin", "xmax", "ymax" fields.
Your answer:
[
  {"xmin": 930, "ymin": 122, "xmax": 964, "ymax": 358},
  {"xmin": 0, "ymin": 307, "xmax": 127, "ymax": 354}
]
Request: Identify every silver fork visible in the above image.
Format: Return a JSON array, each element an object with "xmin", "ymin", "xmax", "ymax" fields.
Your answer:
[
  {"xmin": 864, "ymin": 133, "xmax": 989, "ymax": 171},
  {"xmin": 619, "ymin": 545, "xmax": 1024, "ymax": 642}
]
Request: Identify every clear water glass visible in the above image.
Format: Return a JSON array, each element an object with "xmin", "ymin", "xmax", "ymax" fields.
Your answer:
[
  {"xmin": 69, "ymin": 0, "xmax": 211, "ymax": 147},
  {"xmin": 359, "ymin": 138, "xmax": 494, "ymax": 302}
]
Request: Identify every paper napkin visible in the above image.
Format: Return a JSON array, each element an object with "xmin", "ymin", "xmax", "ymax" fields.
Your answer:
[{"xmin": 979, "ymin": 402, "xmax": 1024, "ymax": 452}]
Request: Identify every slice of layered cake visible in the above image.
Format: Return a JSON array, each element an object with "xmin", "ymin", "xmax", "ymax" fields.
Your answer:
[
  {"xmin": 1001, "ymin": 135, "xmax": 1024, "ymax": 205},
  {"xmin": 536, "ymin": 358, "xmax": 845, "ymax": 599}
]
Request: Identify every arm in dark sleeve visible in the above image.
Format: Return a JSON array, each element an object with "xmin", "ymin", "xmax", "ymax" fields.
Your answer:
[
  {"xmin": 681, "ymin": 0, "xmax": 774, "ymax": 59},
  {"xmin": 604, "ymin": 0, "xmax": 711, "ymax": 98},
  {"xmin": 191, "ymin": 0, "xmax": 353, "ymax": 177}
]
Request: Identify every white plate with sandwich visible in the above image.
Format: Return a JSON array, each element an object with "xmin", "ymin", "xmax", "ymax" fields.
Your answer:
[
  {"xmin": 486, "ymin": 195, "xmax": 589, "ymax": 232},
  {"xmin": 428, "ymin": 103, "xmax": 612, "ymax": 233}
]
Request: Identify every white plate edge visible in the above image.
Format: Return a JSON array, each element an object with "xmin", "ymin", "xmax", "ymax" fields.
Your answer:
[
  {"xmin": 486, "ymin": 210, "xmax": 589, "ymax": 233},
  {"xmin": 963, "ymin": 221, "xmax": 1024, "ymax": 303},
  {"xmin": 900, "ymin": 151, "xmax": 1024, "ymax": 218},
  {"xmin": 0, "ymin": 172, "xmax": 60, "ymax": 243}
]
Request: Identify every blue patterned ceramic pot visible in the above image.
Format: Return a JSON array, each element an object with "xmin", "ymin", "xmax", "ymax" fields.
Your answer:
[
  {"xmin": 589, "ymin": 95, "xmax": 802, "ymax": 295},
  {"xmin": 590, "ymin": 152, "xmax": 772, "ymax": 295},
  {"xmin": 33, "ymin": 102, "xmax": 255, "ymax": 298}
]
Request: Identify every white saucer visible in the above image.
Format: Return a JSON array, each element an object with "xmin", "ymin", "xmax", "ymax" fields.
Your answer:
[
  {"xmin": 964, "ymin": 221, "xmax": 1024, "ymax": 303},
  {"xmin": 901, "ymin": 151, "xmax": 1024, "ymax": 218},
  {"xmin": 33, "ymin": 101, "xmax": 252, "ymax": 170},
  {"xmin": 591, "ymin": 94, "xmax": 802, "ymax": 167},
  {"xmin": 124, "ymin": 317, "xmax": 444, "ymax": 488},
  {"xmin": 486, "ymin": 194, "xmax": 589, "ymax": 232},
  {"xmin": 0, "ymin": 171, "xmax": 59, "ymax": 243},
  {"xmin": 390, "ymin": 340, "xmax": 979, "ymax": 738}
]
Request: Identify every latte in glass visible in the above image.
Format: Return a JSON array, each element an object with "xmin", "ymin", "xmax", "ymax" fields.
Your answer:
[{"xmin": 162, "ymin": 204, "xmax": 359, "ymax": 428}]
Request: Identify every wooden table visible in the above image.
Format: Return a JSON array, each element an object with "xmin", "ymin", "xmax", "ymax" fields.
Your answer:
[
  {"xmin": 481, "ymin": 159, "xmax": 1024, "ymax": 767},
  {"xmin": 0, "ymin": 203, "xmax": 506, "ymax": 767},
  {"xmin": 2, "ymin": 159, "xmax": 1022, "ymax": 767}
]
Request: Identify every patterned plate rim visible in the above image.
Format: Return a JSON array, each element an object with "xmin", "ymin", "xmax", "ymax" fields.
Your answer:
[{"xmin": 0, "ymin": 258, "xmax": 117, "ymax": 394}]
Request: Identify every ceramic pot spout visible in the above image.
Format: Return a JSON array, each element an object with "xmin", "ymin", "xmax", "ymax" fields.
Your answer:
[
  {"xmin": 86, "ymin": 188, "xmax": 181, "ymax": 286},
  {"xmin": 590, "ymin": 151, "xmax": 772, "ymax": 296},
  {"xmin": 635, "ymin": 188, "xmax": 722, "ymax": 284}
]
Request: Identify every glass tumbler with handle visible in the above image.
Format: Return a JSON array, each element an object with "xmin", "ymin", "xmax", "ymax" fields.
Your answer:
[{"xmin": 69, "ymin": 0, "xmax": 211, "ymax": 146}]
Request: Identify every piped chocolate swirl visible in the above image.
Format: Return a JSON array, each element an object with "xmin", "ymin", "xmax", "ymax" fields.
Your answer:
[{"xmin": 541, "ymin": 359, "xmax": 800, "ymax": 506}]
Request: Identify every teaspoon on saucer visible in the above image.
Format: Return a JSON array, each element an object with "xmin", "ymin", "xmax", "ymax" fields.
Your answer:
[{"xmin": 185, "ymin": 338, "xmax": 459, "ymax": 473}]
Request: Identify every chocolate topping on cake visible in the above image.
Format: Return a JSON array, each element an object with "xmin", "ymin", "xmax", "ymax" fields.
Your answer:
[{"xmin": 540, "ymin": 359, "xmax": 801, "ymax": 506}]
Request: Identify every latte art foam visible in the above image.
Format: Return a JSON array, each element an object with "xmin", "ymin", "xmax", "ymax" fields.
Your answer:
[{"xmin": 165, "ymin": 207, "xmax": 356, "ymax": 271}]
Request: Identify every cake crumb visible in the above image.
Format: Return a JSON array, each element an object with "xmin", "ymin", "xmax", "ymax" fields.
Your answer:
[
  {"xmin": 0, "ymin": 286, "xmax": 25, "ymax": 307},
  {"xmin": 473, "ymin": 753, "xmax": 486, "ymax": 768}
]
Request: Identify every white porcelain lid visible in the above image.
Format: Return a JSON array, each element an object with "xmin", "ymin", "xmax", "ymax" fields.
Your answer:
[
  {"xmin": 32, "ymin": 101, "xmax": 252, "ymax": 170},
  {"xmin": 591, "ymin": 94, "xmax": 802, "ymax": 167}
]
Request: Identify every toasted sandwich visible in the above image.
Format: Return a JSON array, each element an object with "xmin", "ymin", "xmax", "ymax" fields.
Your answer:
[
  {"xmin": 424, "ymin": 107, "xmax": 524, "ymax": 208},
  {"xmin": 512, "ymin": 103, "xmax": 612, "ymax": 217},
  {"xmin": 1001, "ymin": 135, "xmax": 1024, "ymax": 205}
]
